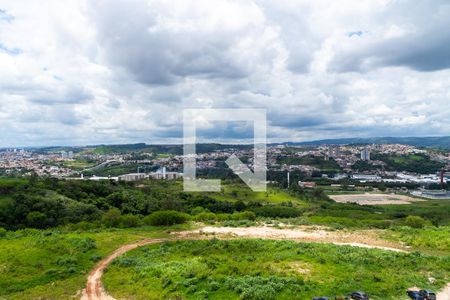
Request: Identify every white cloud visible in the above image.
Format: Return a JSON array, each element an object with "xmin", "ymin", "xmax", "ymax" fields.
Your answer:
[{"xmin": 0, "ymin": 0, "xmax": 449, "ymax": 146}]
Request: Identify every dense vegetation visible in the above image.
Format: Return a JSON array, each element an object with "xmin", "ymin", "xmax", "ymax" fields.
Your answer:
[
  {"xmin": 372, "ymin": 153, "xmax": 444, "ymax": 174},
  {"xmin": 277, "ymin": 156, "xmax": 341, "ymax": 173},
  {"xmin": 0, "ymin": 178, "xmax": 319, "ymax": 230},
  {"xmin": 104, "ymin": 239, "xmax": 450, "ymax": 300},
  {"xmin": 352, "ymin": 160, "xmax": 378, "ymax": 172},
  {"xmin": 1, "ymin": 177, "xmax": 449, "ymax": 231}
]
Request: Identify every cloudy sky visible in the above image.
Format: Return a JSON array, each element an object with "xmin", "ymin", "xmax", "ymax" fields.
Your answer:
[{"xmin": 1, "ymin": 0, "xmax": 450, "ymax": 147}]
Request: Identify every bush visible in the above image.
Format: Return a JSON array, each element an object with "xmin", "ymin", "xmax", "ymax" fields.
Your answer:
[
  {"xmin": 190, "ymin": 206, "xmax": 209, "ymax": 215},
  {"xmin": 119, "ymin": 214, "xmax": 142, "ymax": 228},
  {"xmin": 26, "ymin": 211, "xmax": 47, "ymax": 228},
  {"xmin": 69, "ymin": 221, "xmax": 98, "ymax": 231},
  {"xmin": 193, "ymin": 212, "xmax": 218, "ymax": 222},
  {"xmin": 69, "ymin": 237, "xmax": 96, "ymax": 252},
  {"xmin": 102, "ymin": 208, "xmax": 122, "ymax": 227},
  {"xmin": 231, "ymin": 211, "xmax": 256, "ymax": 221},
  {"xmin": 143, "ymin": 210, "xmax": 189, "ymax": 226},
  {"xmin": 252, "ymin": 206, "xmax": 302, "ymax": 218},
  {"xmin": 0, "ymin": 227, "xmax": 7, "ymax": 237},
  {"xmin": 405, "ymin": 215, "xmax": 428, "ymax": 228}
]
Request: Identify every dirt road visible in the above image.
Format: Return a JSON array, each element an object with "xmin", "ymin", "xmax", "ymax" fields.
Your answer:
[
  {"xmin": 81, "ymin": 226, "xmax": 449, "ymax": 300},
  {"xmin": 80, "ymin": 238, "xmax": 173, "ymax": 300},
  {"xmin": 438, "ymin": 284, "xmax": 450, "ymax": 300}
]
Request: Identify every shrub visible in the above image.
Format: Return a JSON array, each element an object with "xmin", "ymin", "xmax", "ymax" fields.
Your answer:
[
  {"xmin": 143, "ymin": 210, "xmax": 189, "ymax": 226},
  {"xmin": 102, "ymin": 208, "xmax": 122, "ymax": 227},
  {"xmin": 90, "ymin": 254, "xmax": 103, "ymax": 262},
  {"xmin": 193, "ymin": 212, "xmax": 217, "ymax": 222},
  {"xmin": 26, "ymin": 211, "xmax": 47, "ymax": 228},
  {"xmin": 405, "ymin": 215, "xmax": 428, "ymax": 228},
  {"xmin": 69, "ymin": 237, "xmax": 96, "ymax": 252},
  {"xmin": 191, "ymin": 206, "xmax": 209, "ymax": 215},
  {"xmin": 69, "ymin": 221, "xmax": 98, "ymax": 231},
  {"xmin": 119, "ymin": 214, "xmax": 142, "ymax": 228},
  {"xmin": 231, "ymin": 211, "xmax": 256, "ymax": 221},
  {"xmin": 252, "ymin": 206, "xmax": 302, "ymax": 218},
  {"xmin": 0, "ymin": 227, "xmax": 7, "ymax": 237}
]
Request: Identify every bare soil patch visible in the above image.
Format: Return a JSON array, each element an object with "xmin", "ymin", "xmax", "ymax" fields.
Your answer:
[{"xmin": 330, "ymin": 193, "xmax": 425, "ymax": 205}]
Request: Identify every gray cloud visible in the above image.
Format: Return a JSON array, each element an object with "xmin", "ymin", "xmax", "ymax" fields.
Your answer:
[
  {"xmin": 329, "ymin": 1, "xmax": 450, "ymax": 72},
  {"xmin": 28, "ymin": 86, "xmax": 92, "ymax": 105},
  {"xmin": 1, "ymin": 0, "xmax": 450, "ymax": 147},
  {"xmin": 89, "ymin": 0, "xmax": 264, "ymax": 85}
]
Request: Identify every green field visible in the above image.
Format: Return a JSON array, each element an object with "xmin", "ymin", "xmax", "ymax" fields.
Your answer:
[
  {"xmin": 61, "ymin": 159, "xmax": 99, "ymax": 170},
  {"xmin": 203, "ymin": 184, "xmax": 306, "ymax": 205},
  {"xmin": 372, "ymin": 153, "xmax": 444, "ymax": 174},
  {"xmin": 103, "ymin": 239, "xmax": 449, "ymax": 300},
  {"xmin": 0, "ymin": 225, "xmax": 189, "ymax": 300},
  {"xmin": 277, "ymin": 156, "xmax": 341, "ymax": 172}
]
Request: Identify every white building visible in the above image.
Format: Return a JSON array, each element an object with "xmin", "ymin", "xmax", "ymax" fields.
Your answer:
[
  {"xmin": 351, "ymin": 174, "xmax": 381, "ymax": 181},
  {"xmin": 118, "ymin": 173, "xmax": 147, "ymax": 181},
  {"xmin": 361, "ymin": 148, "xmax": 371, "ymax": 161}
]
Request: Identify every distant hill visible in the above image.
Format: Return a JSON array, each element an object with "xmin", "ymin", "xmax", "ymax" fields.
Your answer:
[
  {"xmin": 5, "ymin": 136, "xmax": 450, "ymax": 152},
  {"xmin": 28, "ymin": 143, "xmax": 253, "ymax": 155},
  {"xmin": 288, "ymin": 136, "xmax": 450, "ymax": 149}
]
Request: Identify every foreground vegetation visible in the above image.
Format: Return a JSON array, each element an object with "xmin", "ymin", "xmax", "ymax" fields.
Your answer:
[
  {"xmin": 104, "ymin": 239, "xmax": 450, "ymax": 300},
  {"xmin": 0, "ymin": 225, "xmax": 189, "ymax": 299},
  {"xmin": 0, "ymin": 177, "xmax": 449, "ymax": 299}
]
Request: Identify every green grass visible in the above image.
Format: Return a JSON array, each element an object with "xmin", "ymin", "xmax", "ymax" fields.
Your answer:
[
  {"xmin": 277, "ymin": 156, "xmax": 341, "ymax": 172},
  {"xmin": 372, "ymin": 153, "xmax": 444, "ymax": 174},
  {"xmin": 0, "ymin": 225, "xmax": 190, "ymax": 300},
  {"xmin": 211, "ymin": 185, "xmax": 306, "ymax": 205},
  {"xmin": 61, "ymin": 159, "xmax": 98, "ymax": 170},
  {"xmin": 103, "ymin": 239, "xmax": 450, "ymax": 300},
  {"xmin": 140, "ymin": 181, "xmax": 309, "ymax": 206},
  {"xmin": 382, "ymin": 226, "xmax": 450, "ymax": 253},
  {"xmin": 83, "ymin": 163, "xmax": 154, "ymax": 176}
]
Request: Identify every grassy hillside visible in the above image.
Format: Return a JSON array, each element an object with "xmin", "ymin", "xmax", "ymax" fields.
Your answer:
[
  {"xmin": 0, "ymin": 226, "xmax": 189, "ymax": 300},
  {"xmin": 103, "ymin": 239, "xmax": 450, "ymax": 300},
  {"xmin": 277, "ymin": 156, "xmax": 341, "ymax": 172},
  {"xmin": 372, "ymin": 153, "xmax": 444, "ymax": 174}
]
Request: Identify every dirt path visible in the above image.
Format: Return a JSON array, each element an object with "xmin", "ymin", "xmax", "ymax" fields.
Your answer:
[
  {"xmin": 81, "ymin": 226, "xmax": 449, "ymax": 300},
  {"xmin": 437, "ymin": 284, "xmax": 450, "ymax": 300},
  {"xmin": 80, "ymin": 238, "xmax": 173, "ymax": 300}
]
